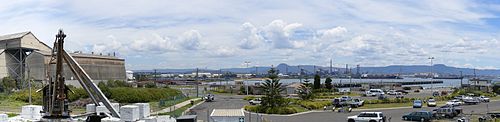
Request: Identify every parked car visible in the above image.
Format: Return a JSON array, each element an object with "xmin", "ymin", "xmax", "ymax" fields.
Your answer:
[
  {"xmin": 432, "ymin": 91, "xmax": 440, "ymax": 96},
  {"xmin": 413, "ymin": 100, "xmax": 423, "ymax": 108},
  {"xmin": 341, "ymin": 96, "xmax": 353, "ymax": 101},
  {"xmin": 446, "ymin": 99, "xmax": 463, "ymax": 106},
  {"xmin": 332, "ymin": 98, "xmax": 348, "ymax": 107},
  {"xmin": 378, "ymin": 94, "xmax": 388, "ymax": 100},
  {"xmin": 454, "ymin": 95, "xmax": 465, "ymax": 100},
  {"xmin": 349, "ymin": 98, "xmax": 365, "ymax": 108},
  {"xmin": 427, "ymin": 98, "xmax": 437, "ymax": 107},
  {"xmin": 478, "ymin": 96, "xmax": 490, "ymax": 102},
  {"xmin": 395, "ymin": 92, "xmax": 405, "ymax": 98},
  {"xmin": 347, "ymin": 112, "xmax": 387, "ymax": 122},
  {"xmin": 463, "ymin": 97, "xmax": 480, "ymax": 105},
  {"xmin": 402, "ymin": 111, "xmax": 433, "ymax": 122},
  {"xmin": 365, "ymin": 89, "xmax": 385, "ymax": 97},
  {"xmin": 413, "ymin": 89, "xmax": 420, "ymax": 92},
  {"xmin": 434, "ymin": 107, "xmax": 462, "ymax": 119},
  {"xmin": 387, "ymin": 90, "xmax": 397, "ymax": 95},
  {"xmin": 396, "ymin": 90, "xmax": 409, "ymax": 94},
  {"xmin": 204, "ymin": 94, "xmax": 215, "ymax": 102},
  {"xmin": 249, "ymin": 98, "xmax": 261, "ymax": 105}
]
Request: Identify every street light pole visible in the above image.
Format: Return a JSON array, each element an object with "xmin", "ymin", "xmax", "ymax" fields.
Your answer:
[
  {"xmin": 428, "ymin": 57, "xmax": 435, "ymax": 89},
  {"xmin": 244, "ymin": 61, "xmax": 251, "ymax": 95}
]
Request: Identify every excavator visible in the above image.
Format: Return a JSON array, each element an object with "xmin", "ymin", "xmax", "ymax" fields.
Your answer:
[{"xmin": 40, "ymin": 30, "xmax": 120, "ymax": 121}]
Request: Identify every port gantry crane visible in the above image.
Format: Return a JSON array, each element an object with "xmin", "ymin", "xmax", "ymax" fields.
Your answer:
[{"xmin": 41, "ymin": 30, "xmax": 120, "ymax": 121}]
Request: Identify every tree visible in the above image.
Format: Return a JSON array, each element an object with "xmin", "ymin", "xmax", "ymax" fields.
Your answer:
[
  {"xmin": 2, "ymin": 77, "xmax": 16, "ymax": 93},
  {"xmin": 325, "ymin": 77, "xmax": 333, "ymax": 90},
  {"xmin": 313, "ymin": 74, "xmax": 321, "ymax": 89},
  {"xmin": 297, "ymin": 79, "xmax": 313, "ymax": 100},
  {"xmin": 261, "ymin": 68, "xmax": 286, "ymax": 108},
  {"xmin": 239, "ymin": 86, "xmax": 246, "ymax": 95}
]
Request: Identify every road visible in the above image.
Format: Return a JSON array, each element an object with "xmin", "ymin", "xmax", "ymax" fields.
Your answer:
[{"xmin": 190, "ymin": 94, "xmax": 248, "ymax": 122}]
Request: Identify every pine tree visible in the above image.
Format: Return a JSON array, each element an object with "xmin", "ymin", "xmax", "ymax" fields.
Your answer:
[{"xmin": 313, "ymin": 74, "xmax": 321, "ymax": 89}]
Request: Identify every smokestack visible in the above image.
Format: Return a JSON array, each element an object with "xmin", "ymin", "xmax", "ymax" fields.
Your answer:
[
  {"xmin": 345, "ymin": 64, "xmax": 349, "ymax": 74},
  {"xmin": 330, "ymin": 59, "xmax": 333, "ymax": 74}
]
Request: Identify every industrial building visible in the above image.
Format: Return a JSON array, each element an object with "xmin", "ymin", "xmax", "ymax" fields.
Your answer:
[{"xmin": 0, "ymin": 31, "xmax": 126, "ymax": 88}]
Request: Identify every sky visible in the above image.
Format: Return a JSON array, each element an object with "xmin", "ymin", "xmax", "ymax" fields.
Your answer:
[{"xmin": 0, "ymin": 0, "xmax": 499, "ymax": 70}]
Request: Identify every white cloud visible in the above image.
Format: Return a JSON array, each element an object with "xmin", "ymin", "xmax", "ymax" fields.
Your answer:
[
  {"xmin": 179, "ymin": 30, "xmax": 203, "ymax": 50},
  {"xmin": 238, "ymin": 23, "xmax": 263, "ymax": 49},
  {"xmin": 0, "ymin": 0, "xmax": 499, "ymax": 69},
  {"xmin": 209, "ymin": 46, "xmax": 237, "ymax": 57}
]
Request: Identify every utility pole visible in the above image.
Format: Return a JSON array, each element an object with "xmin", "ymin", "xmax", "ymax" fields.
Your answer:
[
  {"xmin": 428, "ymin": 57, "xmax": 435, "ymax": 89},
  {"xmin": 460, "ymin": 71, "xmax": 463, "ymax": 88},
  {"xmin": 196, "ymin": 68, "xmax": 199, "ymax": 98}
]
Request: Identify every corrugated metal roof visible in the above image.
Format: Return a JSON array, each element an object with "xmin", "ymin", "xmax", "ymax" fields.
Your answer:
[
  {"xmin": 210, "ymin": 109, "xmax": 244, "ymax": 117},
  {"xmin": 0, "ymin": 32, "xmax": 30, "ymax": 41}
]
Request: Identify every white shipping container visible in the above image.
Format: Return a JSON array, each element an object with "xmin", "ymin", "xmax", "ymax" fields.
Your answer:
[
  {"xmin": 134, "ymin": 103, "xmax": 150, "ymax": 119},
  {"xmin": 120, "ymin": 105, "xmax": 139, "ymax": 121},
  {"xmin": 96, "ymin": 102, "xmax": 120, "ymax": 114},
  {"xmin": 21, "ymin": 105, "xmax": 42, "ymax": 120},
  {"xmin": 0, "ymin": 114, "xmax": 7, "ymax": 122},
  {"xmin": 86, "ymin": 104, "xmax": 96, "ymax": 113}
]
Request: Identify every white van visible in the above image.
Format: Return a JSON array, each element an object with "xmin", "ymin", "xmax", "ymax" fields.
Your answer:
[{"xmin": 365, "ymin": 89, "xmax": 384, "ymax": 96}]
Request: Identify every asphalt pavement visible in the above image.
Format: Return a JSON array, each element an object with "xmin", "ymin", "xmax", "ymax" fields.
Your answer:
[
  {"xmin": 190, "ymin": 93, "xmax": 500, "ymax": 122},
  {"xmin": 262, "ymin": 100, "xmax": 500, "ymax": 122}
]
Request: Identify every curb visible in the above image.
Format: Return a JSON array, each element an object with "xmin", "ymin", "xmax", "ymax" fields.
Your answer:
[
  {"xmin": 182, "ymin": 100, "xmax": 205, "ymax": 115},
  {"xmin": 152, "ymin": 98, "xmax": 202, "ymax": 115}
]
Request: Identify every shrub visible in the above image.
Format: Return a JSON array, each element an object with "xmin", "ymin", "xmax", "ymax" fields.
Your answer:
[
  {"xmin": 297, "ymin": 100, "xmax": 330, "ymax": 110},
  {"xmin": 10, "ymin": 90, "xmax": 42, "ymax": 104},
  {"xmin": 244, "ymin": 105, "xmax": 299, "ymax": 114},
  {"xmin": 243, "ymin": 96, "xmax": 256, "ymax": 101},
  {"xmin": 68, "ymin": 88, "xmax": 89, "ymax": 102},
  {"xmin": 109, "ymin": 87, "xmax": 182, "ymax": 103}
]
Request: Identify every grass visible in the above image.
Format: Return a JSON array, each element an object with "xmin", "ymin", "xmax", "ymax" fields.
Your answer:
[
  {"xmin": 0, "ymin": 99, "xmax": 29, "ymax": 113},
  {"xmin": 156, "ymin": 99, "xmax": 202, "ymax": 117},
  {"xmin": 149, "ymin": 97, "xmax": 192, "ymax": 112},
  {"xmin": 7, "ymin": 113, "xmax": 18, "ymax": 117},
  {"xmin": 289, "ymin": 104, "xmax": 308, "ymax": 113}
]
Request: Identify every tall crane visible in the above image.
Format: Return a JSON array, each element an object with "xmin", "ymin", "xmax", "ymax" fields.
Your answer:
[{"xmin": 41, "ymin": 30, "xmax": 120, "ymax": 121}]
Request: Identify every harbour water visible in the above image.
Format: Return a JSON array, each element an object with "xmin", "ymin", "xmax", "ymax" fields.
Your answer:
[{"xmin": 205, "ymin": 78, "xmax": 469, "ymax": 88}]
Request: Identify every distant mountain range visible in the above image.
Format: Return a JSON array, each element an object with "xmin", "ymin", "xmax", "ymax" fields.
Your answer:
[{"xmin": 133, "ymin": 63, "xmax": 500, "ymax": 76}]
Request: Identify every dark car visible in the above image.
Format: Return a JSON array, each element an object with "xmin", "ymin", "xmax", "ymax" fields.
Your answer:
[
  {"xmin": 433, "ymin": 107, "xmax": 462, "ymax": 119},
  {"xmin": 332, "ymin": 98, "xmax": 347, "ymax": 107},
  {"xmin": 402, "ymin": 111, "xmax": 433, "ymax": 122},
  {"xmin": 204, "ymin": 94, "xmax": 215, "ymax": 102},
  {"xmin": 396, "ymin": 90, "xmax": 409, "ymax": 94}
]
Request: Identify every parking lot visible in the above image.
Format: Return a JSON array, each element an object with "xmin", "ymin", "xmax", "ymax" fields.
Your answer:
[{"xmin": 190, "ymin": 92, "xmax": 499, "ymax": 122}]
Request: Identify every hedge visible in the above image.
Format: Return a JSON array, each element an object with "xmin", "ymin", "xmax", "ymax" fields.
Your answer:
[
  {"xmin": 108, "ymin": 87, "xmax": 182, "ymax": 103},
  {"xmin": 296, "ymin": 100, "xmax": 331, "ymax": 110},
  {"xmin": 244, "ymin": 105, "xmax": 299, "ymax": 114}
]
